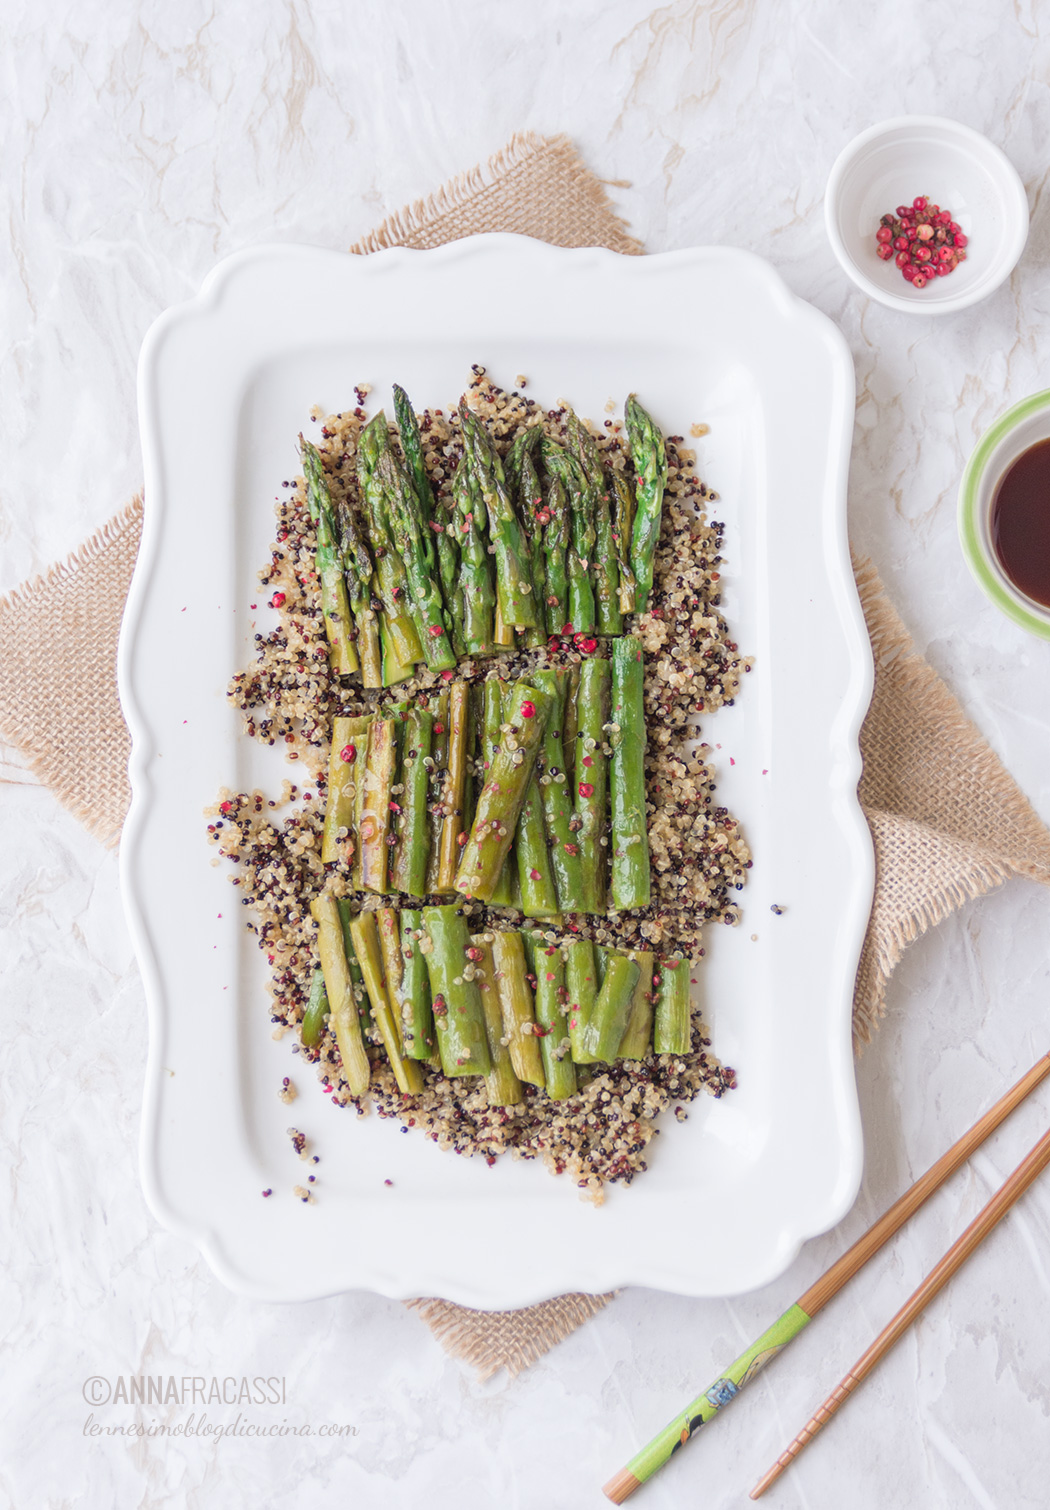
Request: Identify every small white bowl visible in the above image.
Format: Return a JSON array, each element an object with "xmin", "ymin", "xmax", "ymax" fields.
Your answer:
[{"xmin": 825, "ymin": 115, "xmax": 1029, "ymax": 315}]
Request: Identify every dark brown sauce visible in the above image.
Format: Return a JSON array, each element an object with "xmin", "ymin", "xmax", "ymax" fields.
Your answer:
[{"xmin": 991, "ymin": 438, "xmax": 1050, "ymax": 609}]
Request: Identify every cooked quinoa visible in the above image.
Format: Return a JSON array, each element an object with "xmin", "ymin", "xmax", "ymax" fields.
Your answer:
[{"xmin": 208, "ymin": 369, "xmax": 751, "ymax": 1200}]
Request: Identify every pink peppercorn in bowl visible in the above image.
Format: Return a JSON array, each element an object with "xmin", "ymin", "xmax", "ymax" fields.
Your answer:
[{"xmin": 824, "ymin": 116, "xmax": 1029, "ymax": 315}]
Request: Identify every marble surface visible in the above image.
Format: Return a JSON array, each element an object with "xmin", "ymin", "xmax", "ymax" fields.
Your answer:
[{"xmin": 4, "ymin": 3, "xmax": 1050, "ymax": 1507}]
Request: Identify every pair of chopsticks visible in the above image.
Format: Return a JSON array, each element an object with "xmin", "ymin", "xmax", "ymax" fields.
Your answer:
[{"xmin": 603, "ymin": 1050, "xmax": 1050, "ymax": 1504}]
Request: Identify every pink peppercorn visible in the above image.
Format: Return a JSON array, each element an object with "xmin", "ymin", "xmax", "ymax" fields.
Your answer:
[{"xmin": 874, "ymin": 196, "xmax": 967, "ymax": 288}]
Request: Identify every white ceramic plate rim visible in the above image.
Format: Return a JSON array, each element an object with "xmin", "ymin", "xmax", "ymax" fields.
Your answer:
[{"xmin": 122, "ymin": 236, "xmax": 873, "ymax": 1307}]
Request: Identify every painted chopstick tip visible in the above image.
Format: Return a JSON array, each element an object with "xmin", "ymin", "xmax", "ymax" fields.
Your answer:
[{"xmin": 602, "ymin": 1467, "xmax": 642, "ymax": 1503}]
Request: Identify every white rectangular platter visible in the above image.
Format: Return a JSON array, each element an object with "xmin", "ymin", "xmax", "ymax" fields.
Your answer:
[{"xmin": 122, "ymin": 236, "xmax": 873, "ymax": 1308}]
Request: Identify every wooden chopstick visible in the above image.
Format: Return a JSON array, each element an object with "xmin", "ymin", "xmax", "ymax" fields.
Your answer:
[
  {"xmin": 751, "ymin": 1120, "xmax": 1050, "ymax": 1498},
  {"xmin": 602, "ymin": 1050, "xmax": 1050, "ymax": 1504}
]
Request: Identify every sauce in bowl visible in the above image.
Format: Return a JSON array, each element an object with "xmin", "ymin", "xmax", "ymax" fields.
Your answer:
[{"xmin": 991, "ymin": 437, "xmax": 1050, "ymax": 609}]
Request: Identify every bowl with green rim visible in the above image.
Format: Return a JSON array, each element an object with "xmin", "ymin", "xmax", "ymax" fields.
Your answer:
[{"xmin": 958, "ymin": 388, "xmax": 1050, "ymax": 639}]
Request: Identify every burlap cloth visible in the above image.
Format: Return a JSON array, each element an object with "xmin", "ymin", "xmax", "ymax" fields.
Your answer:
[{"xmin": 6, "ymin": 133, "xmax": 1050, "ymax": 1378}]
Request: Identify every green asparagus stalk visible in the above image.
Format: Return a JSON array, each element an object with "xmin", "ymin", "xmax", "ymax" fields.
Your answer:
[
  {"xmin": 653, "ymin": 957, "xmax": 692, "ymax": 1056},
  {"xmin": 432, "ymin": 493, "xmax": 465, "ymax": 657},
  {"xmin": 400, "ymin": 909, "xmax": 437, "ymax": 1060},
  {"xmin": 480, "ymin": 678, "xmax": 503, "ymax": 759},
  {"xmin": 321, "ymin": 715, "xmax": 369, "ymax": 865},
  {"xmin": 389, "ymin": 705, "xmax": 433, "ymax": 898},
  {"xmin": 508, "ymin": 428, "xmax": 548, "ymax": 650},
  {"xmin": 300, "ymin": 967, "xmax": 329, "ymax": 1050},
  {"xmin": 503, "ymin": 429, "xmax": 526, "ymax": 496},
  {"xmin": 377, "ymin": 449, "xmax": 456, "ymax": 671},
  {"xmin": 437, "ymin": 682, "xmax": 471, "ymax": 892},
  {"xmin": 564, "ymin": 939, "xmax": 599, "ymax": 1063},
  {"xmin": 376, "ymin": 890, "xmax": 435, "ymax": 1062},
  {"xmin": 492, "ymin": 599, "xmax": 516, "ymax": 648},
  {"xmin": 582, "ymin": 948, "xmax": 641, "ymax": 1064},
  {"xmin": 421, "ymin": 905, "xmax": 492, "ymax": 1076},
  {"xmin": 462, "ymin": 685, "xmax": 479, "ymax": 840},
  {"xmin": 610, "ymin": 469, "xmax": 638, "ymax": 614},
  {"xmin": 472, "ymin": 935, "xmax": 524, "ymax": 1107},
  {"xmin": 541, "ymin": 458, "xmax": 571, "ymax": 635},
  {"xmin": 329, "ymin": 485, "xmax": 382, "ymax": 687},
  {"xmin": 624, "ymin": 395, "xmax": 669, "ymax": 613},
  {"xmin": 459, "ymin": 406, "xmax": 538, "ymax": 629},
  {"xmin": 454, "ymin": 682, "xmax": 552, "ymax": 903},
  {"xmin": 310, "ymin": 893, "xmax": 370, "ymax": 1097},
  {"xmin": 562, "ymin": 662, "xmax": 580, "ymax": 785},
  {"xmin": 543, "ymin": 438, "xmax": 594, "ymax": 635},
  {"xmin": 568, "ymin": 412, "xmax": 622, "ymax": 635},
  {"xmin": 575, "ymin": 657, "xmax": 611, "ymax": 913},
  {"xmin": 515, "ymin": 768, "xmax": 560, "ymax": 919},
  {"xmin": 480, "ymin": 680, "xmax": 516, "ymax": 907},
  {"xmin": 391, "ymin": 384, "xmax": 439, "ymax": 577},
  {"xmin": 301, "ymin": 430, "xmax": 382, "ymax": 685},
  {"xmin": 359, "ymin": 717, "xmax": 397, "ymax": 893},
  {"xmin": 356, "ymin": 413, "xmax": 424, "ymax": 670},
  {"xmin": 593, "ymin": 482, "xmax": 623, "ymax": 636},
  {"xmin": 379, "ymin": 610, "xmax": 419, "ymax": 687},
  {"xmin": 490, "ymin": 929, "xmax": 545, "ymax": 1086},
  {"xmin": 348, "ymin": 911, "xmax": 424, "ymax": 1095},
  {"xmin": 299, "ymin": 436, "xmax": 359, "ymax": 676},
  {"xmin": 610, "ymin": 635, "xmax": 651, "ymax": 910},
  {"xmin": 523, "ymin": 933, "xmax": 576, "ymax": 1100},
  {"xmin": 350, "ymin": 715, "xmax": 374, "ymax": 891},
  {"xmin": 336, "ymin": 897, "xmax": 373, "ymax": 1041},
  {"xmin": 424, "ymin": 689, "xmax": 451, "ymax": 896},
  {"xmin": 617, "ymin": 948, "xmax": 655, "ymax": 1059},
  {"xmin": 375, "ymin": 906, "xmax": 406, "ymax": 1048},
  {"xmin": 449, "ymin": 455, "xmax": 497, "ymax": 657},
  {"xmin": 529, "ymin": 669, "xmax": 584, "ymax": 914},
  {"xmin": 380, "ymin": 446, "xmax": 454, "ymax": 658}
]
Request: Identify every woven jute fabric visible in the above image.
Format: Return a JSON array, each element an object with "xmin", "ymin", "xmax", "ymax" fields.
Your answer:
[
  {"xmin": 0, "ymin": 498, "xmax": 142, "ymax": 841},
  {"xmin": 851, "ymin": 556, "xmax": 1050, "ymax": 1046},
  {"xmin": 349, "ymin": 131, "xmax": 643, "ymax": 258},
  {"xmin": 5, "ymin": 131, "xmax": 1050, "ymax": 1377}
]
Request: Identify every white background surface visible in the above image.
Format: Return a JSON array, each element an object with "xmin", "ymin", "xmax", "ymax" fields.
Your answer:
[{"xmin": 4, "ymin": 4, "xmax": 1050, "ymax": 1508}]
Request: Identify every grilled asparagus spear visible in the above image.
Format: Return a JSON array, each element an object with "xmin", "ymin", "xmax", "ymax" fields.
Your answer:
[{"xmin": 624, "ymin": 395, "xmax": 669, "ymax": 613}]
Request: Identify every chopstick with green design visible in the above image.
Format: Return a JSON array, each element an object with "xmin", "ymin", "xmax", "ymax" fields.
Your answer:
[{"xmin": 602, "ymin": 1050, "xmax": 1050, "ymax": 1503}]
